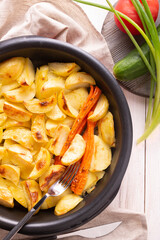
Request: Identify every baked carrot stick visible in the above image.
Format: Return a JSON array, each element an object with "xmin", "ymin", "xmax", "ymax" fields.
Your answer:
[
  {"xmin": 54, "ymin": 86, "xmax": 101, "ymax": 165},
  {"xmin": 60, "ymin": 85, "xmax": 101, "ymax": 157},
  {"xmin": 71, "ymin": 117, "xmax": 96, "ymax": 195}
]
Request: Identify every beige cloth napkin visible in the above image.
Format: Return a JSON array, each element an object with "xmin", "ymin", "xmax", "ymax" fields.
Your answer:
[{"xmin": 0, "ymin": 0, "xmax": 147, "ymax": 239}]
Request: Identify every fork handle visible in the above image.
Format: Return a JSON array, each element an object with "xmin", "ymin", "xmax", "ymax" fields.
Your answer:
[{"xmin": 3, "ymin": 194, "xmax": 48, "ymax": 240}]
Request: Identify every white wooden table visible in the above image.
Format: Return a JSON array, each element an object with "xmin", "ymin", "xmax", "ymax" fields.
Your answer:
[{"xmin": 77, "ymin": 1, "xmax": 160, "ymax": 239}]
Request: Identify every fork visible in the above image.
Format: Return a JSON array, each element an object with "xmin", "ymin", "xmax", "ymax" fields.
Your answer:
[{"xmin": 3, "ymin": 161, "xmax": 80, "ymax": 240}]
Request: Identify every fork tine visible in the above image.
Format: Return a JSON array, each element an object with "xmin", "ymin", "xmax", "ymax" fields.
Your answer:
[
  {"xmin": 59, "ymin": 163, "xmax": 76, "ymax": 183},
  {"xmin": 48, "ymin": 161, "xmax": 80, "ymax": 196},
  {"xmin": 61, "ymin": 161, "xmax": 80, "ymax": 188}
]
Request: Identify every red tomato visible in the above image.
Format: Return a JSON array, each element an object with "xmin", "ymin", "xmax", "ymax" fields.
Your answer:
[{"xmin": 114, "ymin": 0, "xmax": 159, "ymax": 35}]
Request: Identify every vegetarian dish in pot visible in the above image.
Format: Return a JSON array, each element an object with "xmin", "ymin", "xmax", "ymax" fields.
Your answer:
[{"xmin": 0, "ymin": 57, "xmax": 115, "ymax": 216}]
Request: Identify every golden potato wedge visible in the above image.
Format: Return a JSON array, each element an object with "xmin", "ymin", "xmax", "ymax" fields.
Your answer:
[
  {"xmin": 61, "ymin": 134, "xmax": 86, "ymax": 166},
  {"xmin": 46, "ymin": 117, "xmax": 74, "ymax": 138},
  {"xmin": 64, "ymin": 88, "xmax": 88, "ymax": 111},
  {"xmin": 30, "ymin": 141, "xmax": 46, "ymax": 157},
  {"xmin": 49, "ymin": 124, "xmax": 70, "ymax": 156},
  {"xmin": 0, "ymin": 146, "xmax": 6, "ymax": 161},
  {"xmin": 45, "ymin": 119, "xmax": 58, "ymax": 138},
  {"xmin": 35, "ymin": 65, "xmax": 49, "ymax": 100},
  {"xmin": 17, "ymin": 58, "xmax": 35, "ymax": 86},
  {"xmin": 0, "ymin": 57, "xmax": 25, "ymax": 84},
  {"xmin": 31, "ymin": 114, "xmax": 48, "ymax": 143},
  {"xmin": 3, "ymin": 101, "xmax": 32, "ymax": 122},
  {"xmin": 3, "ymin": 83, "xmax": 36, "ymax": 103},
  {"xmin": 90, "ymin": 135, "xmax": 112, "ymax": 172},
  {"xmin": 0, "ymin": 187, "xmax": 14, "ymax": 208},
  {"xmin": 58, "ymin": 90, "xmax": 79, "ymax": 118},
  {"xmin": 0, "ymin": 112, "xmax": 7, "ymax": 126},
  {"xmin": 54, "ymin": 193, "xmax": 83, "ymax": 216},
  {"xmin": 94, "ymin": 171, "xmax": 105, "ymax": 181},
  {"xmin": 24, "ymin": 95, "xmax": 57, "ymax": 114},
  {"xmin": 0, "ymin": 127, "xmax": 2, "ymax": 143},
  {"xmin": 3, "ymin": 127, "xmax": 34, "ymax": 150},
  {"xmin": 21, "ymin": 180, "xmax": 42, "ymax": 211},
  {"xmin": 65, "ymin": 72, "xmax": 96, "ymax": 90},
  {"xmin": 60, "ymin": 116, "xmax": 75, "ymax": 129},
  {"xmin": 6, "ymin": 143, "xmax": 34, "ymax": 179},
  {"xmin": 8, "ymin": 181, "xmax": 27, "ymax": 208},
  {"xmin": 46, "ymin": 104, "xmax": 66, "ymax": 121},
  {"xmin": 2, "ymin": 117, "xmax": 31, "ymax": 129},
  {"xmin": 29, "ymin": 148, "xmax": 51, "ymax": 180},
  {"xmin": 39, "ymin": 164, "xmax": 66, "ymax": 192},
  {"xmin": 41, "ymin": 188, "xmax": 72, "ymax": 210},
  {"xmin": 0, "ymin": 99, "xmax": 5, "ymax": 112},
  {"xmin": 83, "ymin": 172, "xmax": 97, "ymax": 194},
  {"xmin": 0, "ymin": 81, "xmax": 19, "ymax": 97},
  {"xmin": 0, "ymin": 164, "xmax": 20, "ymax": 185},
  {"xmin": 88, "ymin": 94, "xmax": 109, "ymax": 122},
  {"xmin": 48, "ymin": 62, "xmax": 80, "ymax": 77},
  {"xmin": 83, "ymin": 171, "xmax": 105, "ymax": 194},
  {"xmin": 0, "ymin": 143, "xmax": 12, "ymax": 165},
  {"xmin": 40, "ymin": 71, "xmax": 65, "ymax": 99},
  {"xmin": 98, "ymin": 111, "xmax": 115, "ymax": 147}
]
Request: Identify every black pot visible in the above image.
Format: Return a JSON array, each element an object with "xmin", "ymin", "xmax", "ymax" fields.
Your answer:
[{"xmin": 0, "ymin": 36, "xmax": 133, "ymax": 238}]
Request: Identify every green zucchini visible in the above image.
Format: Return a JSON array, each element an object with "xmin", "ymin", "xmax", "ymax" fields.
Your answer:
[{"xmin": 113, "ymin": 24, "xmax": 160, "ymax": 81}]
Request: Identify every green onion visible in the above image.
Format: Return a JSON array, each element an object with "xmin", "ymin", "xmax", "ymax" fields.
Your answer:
[{"xmin": 73, "ymin": 0, "xmax": 160, "ymax": 143}]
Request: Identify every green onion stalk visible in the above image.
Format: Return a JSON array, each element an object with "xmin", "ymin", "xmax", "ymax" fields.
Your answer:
[{"xmin": 73, "ymin": 0, "xmax": 160, "ymax": 143}]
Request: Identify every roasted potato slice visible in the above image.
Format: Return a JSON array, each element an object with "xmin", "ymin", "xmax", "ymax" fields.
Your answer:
[
  {"xmin": 46, "ymin": 117, "xmax": 74, "ymax": 138},
  {"xmin": 0, "ymin": 112, "xmax": 7, "ymax": 126},
  {"xmin": 3, "ymin": 127, "xmax": 34, "ymax": 150},
  {"xmin": 0, "ymin": 57, "xmax": 25, "ymax": 84},
  {"xmin": 83, "ymin": 171, "xmax": 105, "ymax": 194},
  {"xmin": 54, "ymin": 193, "xmax": 83, "ymax": 216},
  {"xmin": 49, "ymin": 124, "xmax": 70, "ymax": 155},
  {"xmin": 40, "ymin": 71, "xmax": 65, "ymax": 99},
  {"xmin": 98, "ymin": 111, "xmax": 115, "ymax": 147},
  {"xmin": 2, "ymin": 117, "xmax": 31, "ymax": 129},
  {"xmin": 7, "ymin": 181, "xmax": 28, "ymax": 208},
  {"xmin": 0, "ymin": 127, "xmax": 2, "ymax": 143},
  {"xmin": 48, "ymin": 62, "xmax": 80, "ymax": 77},
  {"xmin": 46, "ymin": 119, "xmax": 58, "ymax": 138},
  {"xmin": 0, "ymin": 81, "xmax": 19, "ymax": 97},
  {"xmin": 24, "ymin": 95, "xmax": 57, "ymax": 114},
  {"xmin": 46, "ymin": 104, "xmax": 66, "ymax": 121},
  {"xmin": 61, "ymin": 134, "xmax": 86, "ymax": 166},
  {"xmin": 3, "ymin": 83, "xmax": 36, "ymax": 103},
  {"xmin": 3, "ymin": 101, "xmax": 32, "ymax": 122},
  {"xmin": 58, "ymin": 90, "xmax": 79, "ymax": 118},
  {"xmin": 0, "ymin": 99, "xmax": 5, "ymax": 112},
  {"xmin": 0, "ymin": 164, "xmax": 20, "ymax": 185},
  {"xmin": 90, "ymin": 135, "xmax": 112, "ymax": 172},
  {"xmin": 29, "ymin": 148, "xmax": 51, "ymax": 180},
  {"xmin": 21, "ymin": 180, "xmax": 42, "ymax": 211},
  {"xmin": 17, "ymin": 58, "xmax": 35, "ymax": 86},
  {"xmin": 88, "ymin": 94, "xmax": 109, "ymax": 122},
  {"xmin": 39, "ymin": 164, "xmax": 66, "ymax": 192},
  {"xmin": 31, "ymin": 114, "xmax": 48, "ymax": 143},
  {"xmin": 0, "ymin": 146, "xmax": 6, "ymax": 162},
  {"xmin": 35, "ymin": 65, "xmax": 49, "ymax": 100},
  {"xmin": 65, "ymin": 72, "xmax": 96, "ymax": 90},
  {"xmin": 0, "ymin": 187, "xmax": 14, "ymax": 208},
  {"xmin": 64, "ymin": 88, "xmax": 88, "ymax": 111},
  {"xmin": 6, "ymin": 143, "xmax": 34, "ymax": 179},
  {"xmin": 60, "ymin": 117, "xmax": 74, "ymax": 129},
  {"xmin": 41, "ymin": 188, "xmax": 72, "ymax": 210}
]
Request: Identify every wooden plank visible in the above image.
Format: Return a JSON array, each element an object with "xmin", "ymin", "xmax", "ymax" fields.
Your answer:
[
  {"xmin": 111, "ymin": 89, "xmax": 146, "ymax": 213},
  {"xmin": 145, "ymin": 122, "xmax": 160, "ymax": 239}
]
